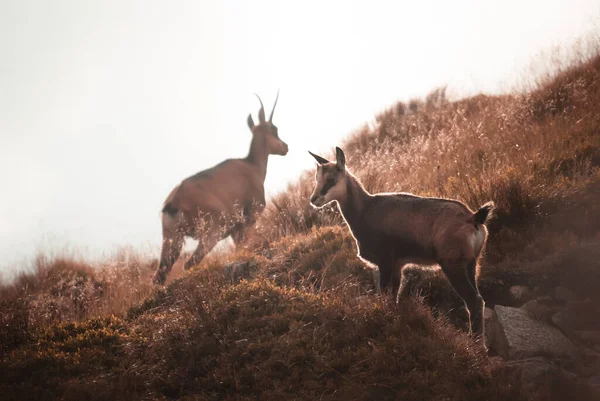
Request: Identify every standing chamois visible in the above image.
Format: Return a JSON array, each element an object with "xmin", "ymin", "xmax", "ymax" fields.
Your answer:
[
  {"xmin": 152, "ymin": 92, "xmax": 288, "ymax": 285},
  {"xmin": 308, "ymin": 146, "xmax": 494, "ymax": 338}
]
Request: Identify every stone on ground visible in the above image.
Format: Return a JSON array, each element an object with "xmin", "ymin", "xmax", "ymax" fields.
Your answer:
[
  {"xmin": 489, "ymin": 305, "xmax": 576, "ymax": 360},
  {"xmin": 510, "ymin": 285, "xmax": 532, "ymax": 304}
]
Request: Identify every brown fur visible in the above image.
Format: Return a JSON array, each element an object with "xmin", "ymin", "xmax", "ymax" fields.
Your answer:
[
  {"xmin": 152, "ymin": 93, "xmax": 288, "ymax": 285},
  {"xmin": 309, "ymin": 146, "xmax": 494, "ymax": 340}
]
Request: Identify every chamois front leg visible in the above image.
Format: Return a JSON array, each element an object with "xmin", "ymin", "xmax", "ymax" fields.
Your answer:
[
  {"xmin": 153, "ymin": 234, "xmax": 184, "ymax": 285},
  {"xmin": 378, "ymin": 262, "xmax": 398, "ymax": 302}
]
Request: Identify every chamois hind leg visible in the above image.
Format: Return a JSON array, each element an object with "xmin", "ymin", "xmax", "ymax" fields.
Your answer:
[
  {"xmin": 183, "ymin": 225, "xmax": 221, "ymax": 271},
  {"xmin": 466, "ymin": 258, "xmax": 480, "ymax": 291},
  {"xmin": 439, "ymin": 259, "xmax": 485, "ymax": 338},
  {"xmin": 466, "ymin": 259, "xmax": 485, "ymax": 337},
  {"xmin": 229, "ymin": 202, "xmax": 262, "ymax": 246},
  {"xmin": 229, "ymin": 222, "xmax": 247, "ymax": 245},
  {"xmin": 397, "ymin": 265, "xmax": 413, "ymax": 302},
  {"xmin": 152, "ymin": 234, "xmax": 184, "ymax": 285},
  {"xmin": 229, "ymin": 214, "xmax": 255, "ymax": 245},
  {"xmin": 391, "ymin": 267, "xmax": 402, "ymax": 304}
]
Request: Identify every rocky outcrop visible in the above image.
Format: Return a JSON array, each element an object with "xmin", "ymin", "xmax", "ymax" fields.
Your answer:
[
  {"xmin": 482, "ymin": 280, "xmax": 600, "ymax": 396},
  {"xmin": 555, "ymin": 286, "xmax": 577, "ymax": 302},
  {"xmin": 551, "ymin": 299, "xmax": 600, "ymax": 337},
  {"xmin": 488, "ymin": 305, "xmax": 577, "ymax": 360},
  {"xmin": 506, "ymin": 357, "xmax": 574, "ymax": 391},
  {"xmin": 509, "ymin": 285, "xmax": 532, "ymax": 304},
  {"xmin": 520, "ymin": 297, "xmax": 560, "ymax": 323}
]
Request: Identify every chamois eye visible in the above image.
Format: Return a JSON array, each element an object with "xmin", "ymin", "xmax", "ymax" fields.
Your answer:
[{"xmin": 321, "ymin": 177, "xmax": 336, "ymax": 195}]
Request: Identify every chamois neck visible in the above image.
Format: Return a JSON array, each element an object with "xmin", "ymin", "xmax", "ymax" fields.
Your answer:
[
  {"xmin": 338, "ymin": 172, "xmax": 371, "ymax": 227},
  {"xmin": 245, "ymin": 135, "xmax": 269, "ymax": 180}
]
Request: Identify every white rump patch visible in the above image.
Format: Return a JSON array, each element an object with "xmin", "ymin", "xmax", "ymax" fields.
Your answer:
[{"xmin": 472, "ymin": 228, "xmax": 485, "ymax": 252}]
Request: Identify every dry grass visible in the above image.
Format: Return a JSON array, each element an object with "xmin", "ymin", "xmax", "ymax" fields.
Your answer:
[
  {"xmin": 2, "ymin": 41, "xmax": 600, "ymax": 400},
  {"xmin": 258, "ymin": 45, "xmax": 600, "ymax": 266},
  {"xmin": 1, "ymin": 276, "xmax": 529, "ymax": 401}
]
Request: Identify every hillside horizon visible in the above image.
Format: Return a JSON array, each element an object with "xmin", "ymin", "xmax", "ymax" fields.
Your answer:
[
  {"xmin": 2, "ymin": 20, "xmax": 600, "ymax": 276},
  {"xmin": 2, "ymin": 38, "xmax": 600, "ymax": 400}
]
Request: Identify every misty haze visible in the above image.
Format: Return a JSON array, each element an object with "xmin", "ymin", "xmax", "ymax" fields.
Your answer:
[{"xmin": 1, "ymin": 1, "xmax": 600, "ymax": 400}]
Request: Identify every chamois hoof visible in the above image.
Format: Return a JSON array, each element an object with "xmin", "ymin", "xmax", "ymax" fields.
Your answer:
[{"xmin": 152, "ymin": 270, "xmax": 167, "ymax": 285}]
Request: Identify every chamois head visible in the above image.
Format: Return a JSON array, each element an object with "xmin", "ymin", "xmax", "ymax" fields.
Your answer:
[
  {"xmin": 247, "ymin": 91, "xmax": 288, "ymax": 156},
  {"xmin": 308, "ymin": 146, "xmax": 347, "ymax": 208}
]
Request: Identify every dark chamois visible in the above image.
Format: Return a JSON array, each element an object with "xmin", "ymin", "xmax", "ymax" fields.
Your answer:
[{"xmin": 308, "ymin": 146, "xmax": 494, "ymax": 340}]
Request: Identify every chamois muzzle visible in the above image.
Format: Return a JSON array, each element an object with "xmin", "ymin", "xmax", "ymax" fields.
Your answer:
[
  {"xmin": 310, "ymin": 195, "xmax": 325, "ymax": 208},
  {"xmin": 280, "ymin": 142, "xmax": 289, "ymax": 156}
]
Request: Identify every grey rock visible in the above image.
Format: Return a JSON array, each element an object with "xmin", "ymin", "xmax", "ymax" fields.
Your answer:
[
  {"xmin": 521, "ymin": 298, "xmax": 559, "ymax": 323},
  {"xmin": 552, "ymin": 299, "xmax": 600, "ymax": 337},
  {"xmin": 492, "ymin": 305, "xmax": 576, "ymax": 360},
  {"xmin": 510, "ymin": 285, "xmax": 532, "ymax": 303},
  {"xmin": 223, "ymin": 261, "xmax": 255, "ymax": 284},
  {"xmin": 552, "ymin": 309, "xmax": 571, "ymax": 335},
  {"xmin": 507, "ymin": 358, "xmax": 579, "ymax": 392},
  {"xmin": 510, "ymin": 357, "xmax": 553, "ymax": 388},
  {"xmin": 555, "ymin": 286, "xmax": 577, "ymax": 302}
]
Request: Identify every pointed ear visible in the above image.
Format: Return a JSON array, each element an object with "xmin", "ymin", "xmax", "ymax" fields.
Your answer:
[
  {"xmin": 247, "ymin": 114, "xmax": 255, "ymax": 130},
  {"xmin": 308, "ymin": 150, "xmax": 330, "ymax": 165},
  {"xmin": 335, "ymin": 147, "xmax": 346, "ymax": 170}
]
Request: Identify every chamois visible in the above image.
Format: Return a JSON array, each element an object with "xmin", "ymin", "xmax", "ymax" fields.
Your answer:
[
  {"xmin": 308, "ymin": 147, "xmax": 494, "ymax": 338},
  {"xmin": 152, "ymin": 92, "xmax": 288, "ymax": 285}
]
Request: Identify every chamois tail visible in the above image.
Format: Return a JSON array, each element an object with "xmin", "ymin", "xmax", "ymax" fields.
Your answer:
[{"xmin": 471, "ymin": 201, "xmax": 495, "ymax": 226}]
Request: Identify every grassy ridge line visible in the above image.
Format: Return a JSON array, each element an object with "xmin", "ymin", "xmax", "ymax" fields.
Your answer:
[
  {"xmin": 256, "ymin": 50, "xmax": 600, "ymax": 263},
  {"xmin": 1, "ymin": 43, "xmax": 600, "ymax": 401}
]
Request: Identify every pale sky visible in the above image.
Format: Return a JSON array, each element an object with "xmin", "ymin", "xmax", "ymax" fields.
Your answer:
[{"xmin": 1, "ymin": 0, "xmax": 599, "ymax": 276}]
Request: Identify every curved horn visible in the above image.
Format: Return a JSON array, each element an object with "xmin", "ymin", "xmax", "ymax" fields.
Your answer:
[
  {"xmin": 269, "ymin": 89, "xmax": 279, "ymax": 122},
  {"xmin": 254, "ymin": 93, "xmax": 265, "ymax": 123}
]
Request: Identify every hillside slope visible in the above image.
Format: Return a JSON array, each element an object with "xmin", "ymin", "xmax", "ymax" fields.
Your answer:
[
  {"xmin": 2, "ymin": 49, "xmax": 600, "ymax": 400},
  {"xmin": 257, "ymin": 49, "xmax": 600, "ymax": 306}
]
